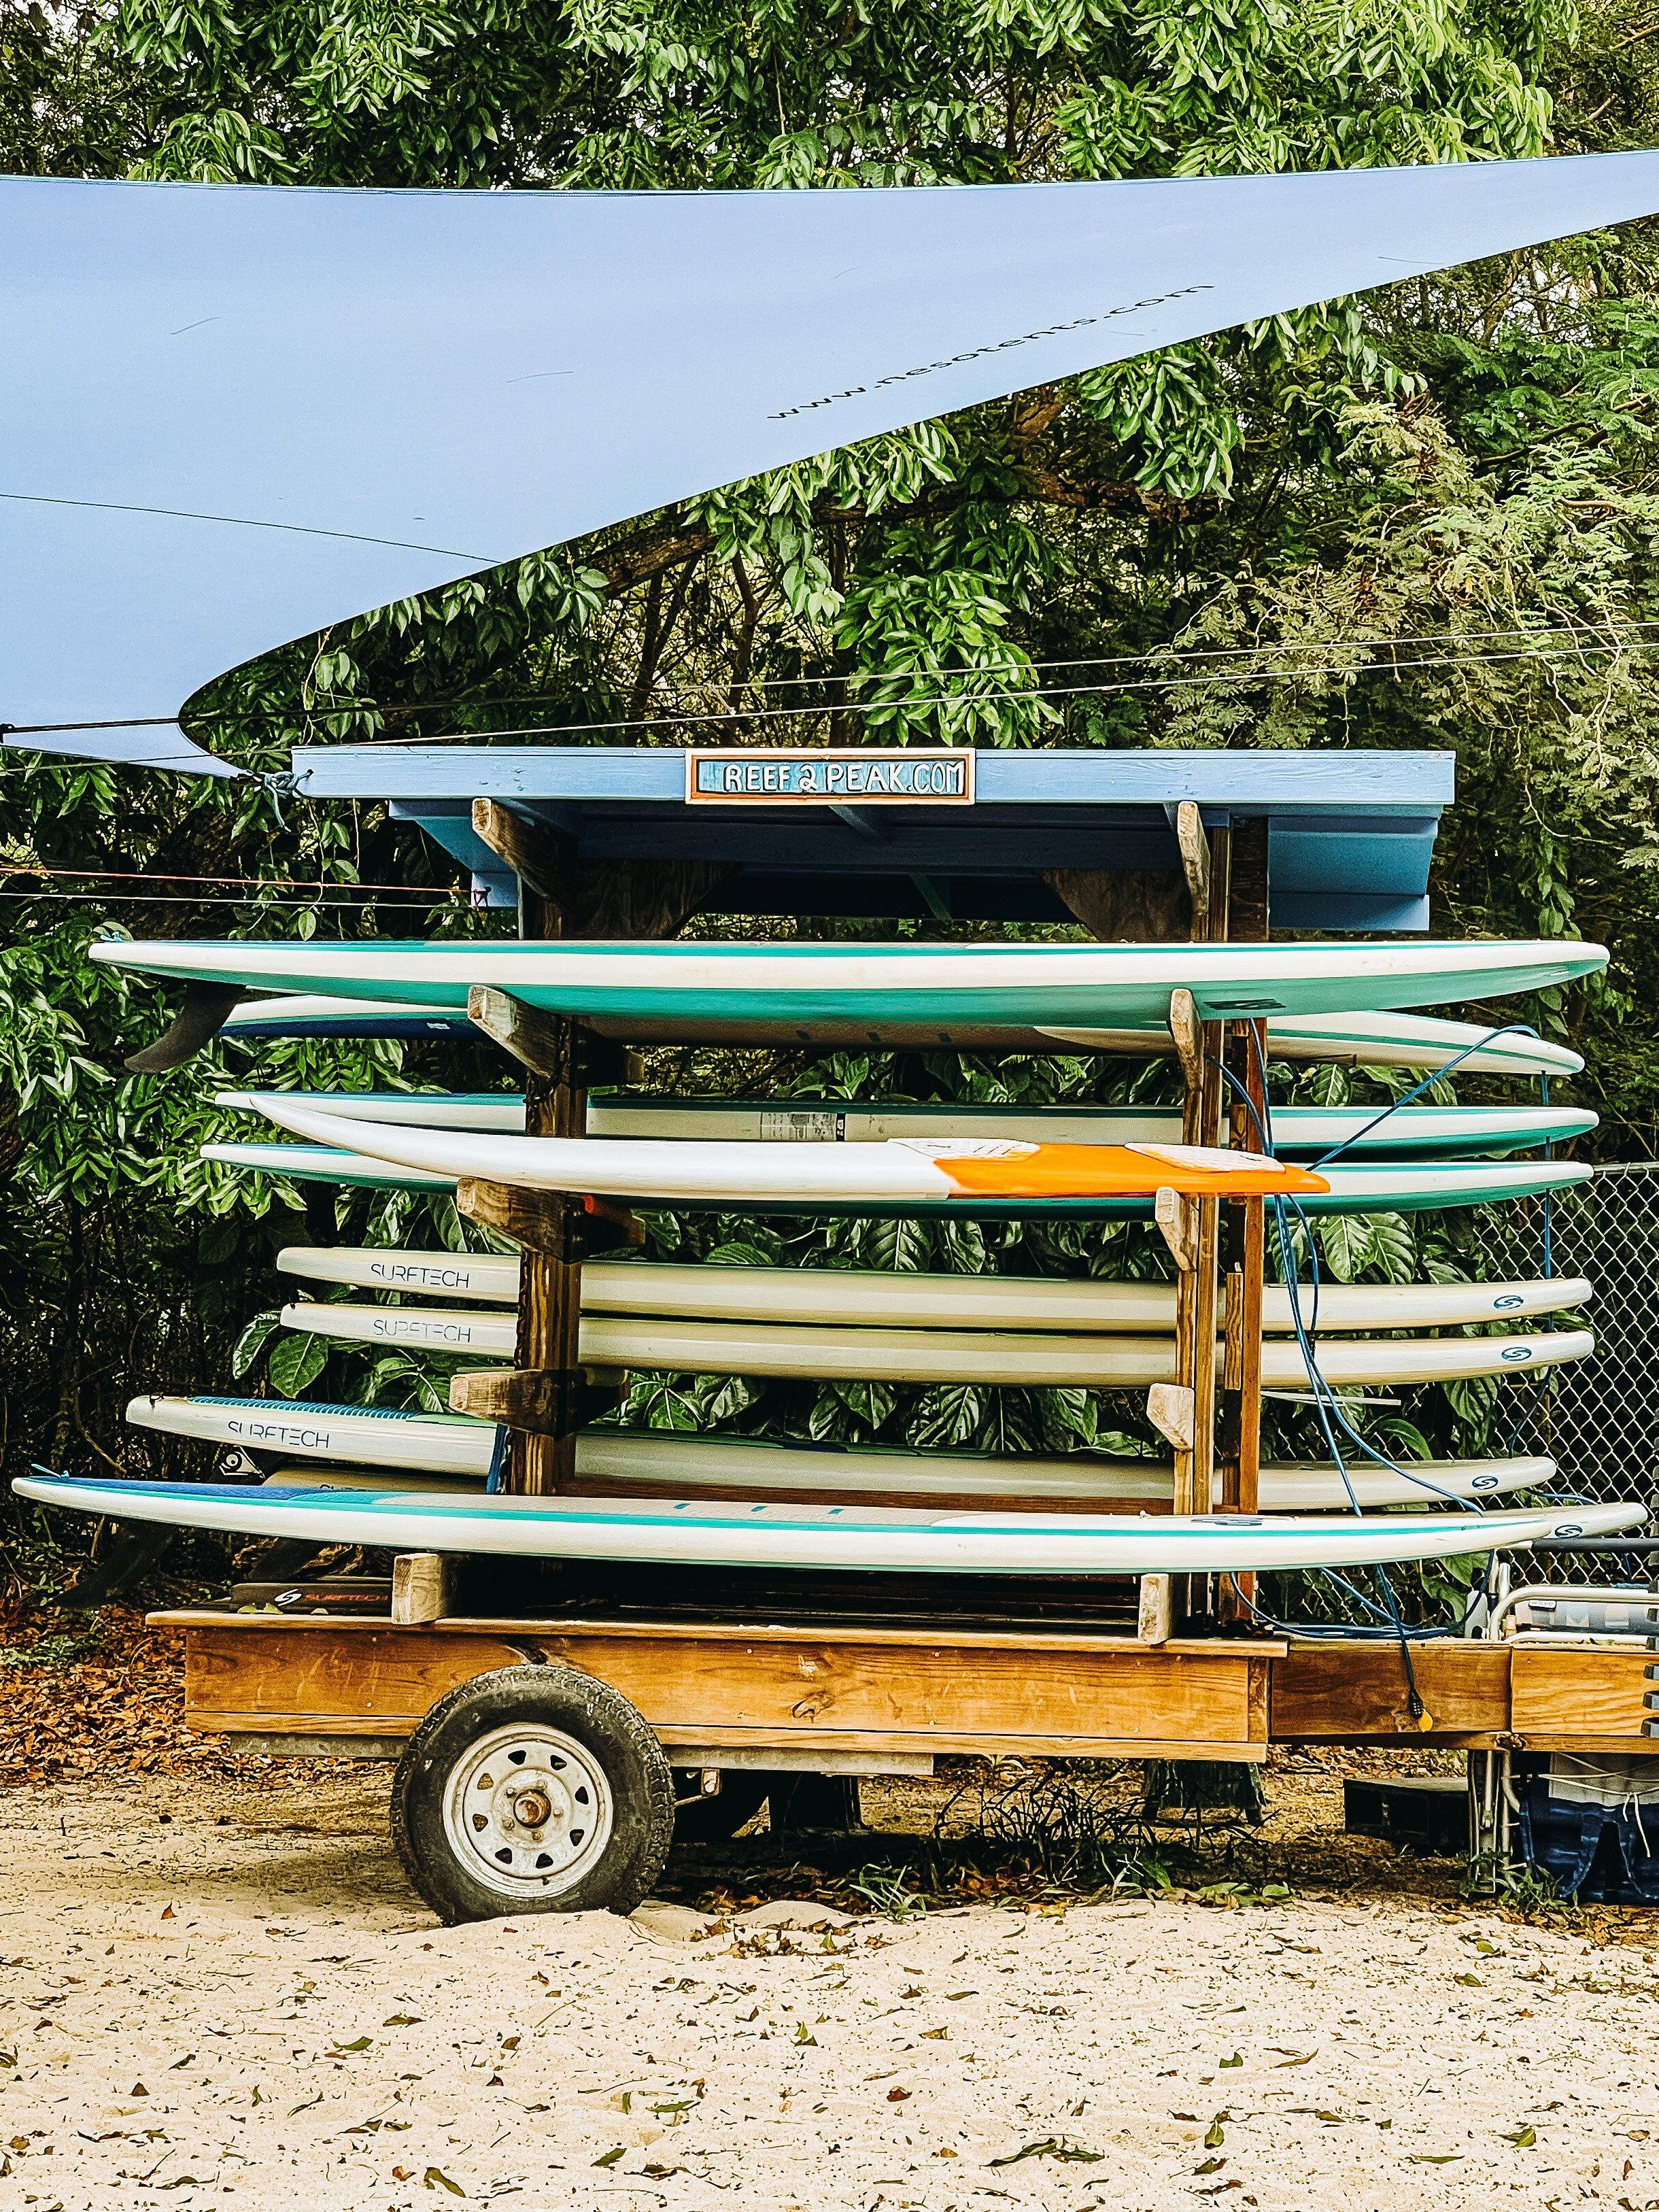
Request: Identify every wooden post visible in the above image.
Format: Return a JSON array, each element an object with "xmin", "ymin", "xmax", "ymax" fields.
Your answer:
[
  {"xmin": 1142, "ymin": 816, "xmax": 1227, "ymax": 1635},
  {"xmin": 460, "ymin": 808, "xmax": 583, "ymax": 1496},
  {"xmin": 1218, "ymin": 814, "xmax": 1270, "ymax": 1624}
]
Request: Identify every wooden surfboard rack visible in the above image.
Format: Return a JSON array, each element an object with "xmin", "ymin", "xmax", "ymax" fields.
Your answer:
[{"xmin": 158, "ymin": 745, "xmax": 1649, "ymax": 1918}]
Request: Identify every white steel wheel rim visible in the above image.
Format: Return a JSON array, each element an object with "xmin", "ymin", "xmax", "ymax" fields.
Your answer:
[{"xmin": 441, "ymin": 1722, "xmax": 615, "ymax": 1900}]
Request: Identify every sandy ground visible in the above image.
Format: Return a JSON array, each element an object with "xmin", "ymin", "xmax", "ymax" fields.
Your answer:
[{"xmin": 2, "ymin": 1769, "xmax": 1658, "ymax": 2211}]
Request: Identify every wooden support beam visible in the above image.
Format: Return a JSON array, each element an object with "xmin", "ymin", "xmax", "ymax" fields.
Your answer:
[
  {"xmin": 1138, "ymin": 1575, "xmax": 1174, "ymax": 1647},
  {"xmin": 1229, "ymin": 814, "xmax": 1271, "ymax": 943},
  {"xmin": 1171, "ymin": 979, "xmax": 1222, "ymax": 1529},
  {"xmin": 1044, "ymin": 866, "xmax": 1187, "ymax": 942},
  {"xmin": 466, "ymin": 985, "xmax": 574, "ymax": 1078},
  {"xmin": 171, "ymin": 1616, "xmax": 1280, "ymax": 1758},
  {"xmin": 1174, "ymin": 800, "xmax": 1211, "ymax": 929},
  {"xmin": 1173, "ymin": 832, "xmax": 1231, "ymax": 1624},
  {"xmin": 1153, "ymin": 1186, "xmax": 1199, "ymax": 1273},
  {"xmin": 466, "ymin": 1000, "xmax": 588, "ymax": 1491},
  {"xmin": 391, "ymin": 1553, "xmax": 459, "ymax": 1626},
  {"xmin": 1217, "ymin": 809, "xmax": 1270, "ymax": 1624},
  {"xmin": 473, "ymin": 799, "xmax": 736, "ymax": 940},
  {"xmin": 1146, "ymin": 1383, "xmax": 1196, "ymax": 1454},
  {"xmin": 456, "ymin": 1179, "xmax": 642, "ymax": 1261},
  {"xmin": 1168, "ymin": 987, "xmax": 1203, "ymax": 1097},
  {"xmin": 471, "ymin": 798, "xmax": 574, "ymax": 921},
  {"xmin": 448, "ymin": 1366, "xmax": 604, "ymax": 1435}
]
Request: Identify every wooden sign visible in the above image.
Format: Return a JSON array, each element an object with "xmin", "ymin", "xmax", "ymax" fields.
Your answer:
[{"xmin": 685, "ymin": 749, "xmax": 974, "ymax": 804}]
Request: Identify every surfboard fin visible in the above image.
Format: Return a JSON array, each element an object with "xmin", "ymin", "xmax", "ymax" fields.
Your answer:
[{"xmin": 124, "ymin": 981, "xmax": 246, "ymax": 1071}]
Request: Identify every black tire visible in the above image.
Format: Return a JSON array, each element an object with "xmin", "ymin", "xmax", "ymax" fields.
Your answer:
[
  {"xmin": 670, "ymin": 1768, "xmax": 772, "ymax": 1844},
  {"xmin": 391, "ymin": 1664, "xmax": 674, "ymax": 1924}
]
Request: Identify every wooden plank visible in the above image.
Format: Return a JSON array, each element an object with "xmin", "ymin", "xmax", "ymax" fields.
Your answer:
[
  {"xmin": 1190, "ymin": 824, "xmax": 1230, "ymax": 1529},
  {"xmin": 175, "ymin": 1619, "xmax": 1273, "ymax": 1752},
  {"xmin": 183, "ymin": 1627, "xmax": 530, "ymax": 1733},
  {"xmin": 1510, "ymin": 1646, "xmax": 1653, "ymax": 1739},
  {"xmin": 301, "ymin": 743, "xmax": 1456, "ymax": 811},
  {"xmin": 652, "ymin": 1729, "xmax": 1265, "ymax": 1763},
  {"xmin": 156, "ymin": 1611, "xmax": 1276, "ymax": 1656},
  {"xmin": 1215, "ymin": 823, "xmax": 1267, "ymax": 1625},
  {"xmin": 1269, "ymin": 1643, "xmax": 1511, "ymax": 1739},
  {"xmin": 177, "ymin": 1622, "xmax": 1275, "ymax": 1752},
  {"xmin": 1216, "ymin": 1026, "xmax": 1267, "ymax": 1622},
  {"xmin": 1228, "ymin": 815, "xmax": 1270, "ymax": 944},
  {"xmin": 1493, "ymin": 1735, "xmax": 1659, "ymax": 1756}
]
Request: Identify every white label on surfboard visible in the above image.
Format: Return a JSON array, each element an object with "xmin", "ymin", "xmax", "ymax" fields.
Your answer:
[
  {"xmin": 1128, "ymin": 1142, "xmax": 1281, "ymax": 1172},
  {"xmin": 759, "ymin": 1111, "xmax": 843, "ymax": 1142},
  {"xmin": 889, "ymin": 1138, "xmax": 1040, "ymax": 1161}
]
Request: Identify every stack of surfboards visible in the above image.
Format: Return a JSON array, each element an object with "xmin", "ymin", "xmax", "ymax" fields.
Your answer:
[{"xmin": 19, "ymin": 930, "xmax": 1626, "ymax": 1576}]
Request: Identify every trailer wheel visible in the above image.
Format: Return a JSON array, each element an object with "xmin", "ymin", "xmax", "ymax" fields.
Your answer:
[{"xmin": 391, "ymin": 1665, "xmax": 673, "ymax": 1924}]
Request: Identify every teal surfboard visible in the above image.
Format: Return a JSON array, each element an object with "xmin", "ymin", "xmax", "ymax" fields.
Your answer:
[
  {"xmin": 16, "ymin": 1470, "xmax": 1639, "ymax": 1576},
  {"xmin": 94, "ymin": 934, "xmax": 1606, "ymax": 1031}
]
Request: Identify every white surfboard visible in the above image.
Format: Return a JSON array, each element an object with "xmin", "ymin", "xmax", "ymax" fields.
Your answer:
[
  {"xmin": 220, "ymin": 1088, "xmax": 1598, "ymax": 1158},
  {"xmin": 120, "ymin": 1394, "xmax": 1558, "ymax": 1514},
  {"xmin": 277, "ymin": 1299, "xmax": 1594, "ymax": 1389},
  {"xmin": 17, "ymin": 1470, "xmax": 1640, "ymax": 1576},
  {"xmin": 125, "ymin": 1391, "xmax": 504, "ymax": 1478},
  {"xmin": 275, "ymin": 1246, "xmax": 1594, "ymax": 1335},
  {"xmin": 219, "ymin": 1099, "xmax": 1589, "ymax": 1214},
  {"xmin": 263, "ymin": 1437, "xmax": 1556, "ymax": 1513},
  {"xmin": 1042, "ymin": 1007, "xmax": 1588, "ymax": 1076},
  {"xmin": 217, "ymin": 995, "xmax": 1586, "ymax": 1076}
]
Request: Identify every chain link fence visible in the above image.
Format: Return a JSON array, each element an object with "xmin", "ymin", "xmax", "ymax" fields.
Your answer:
[{"xmin": 1476, "ymin": 1162, "xmax": 1659, "ymax": 1551}]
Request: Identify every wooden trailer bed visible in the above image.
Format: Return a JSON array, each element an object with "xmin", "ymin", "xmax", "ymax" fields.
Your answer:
[{"xmin": 155, "ymin": 1610, "xmax": 1658, "ymax": 1768}]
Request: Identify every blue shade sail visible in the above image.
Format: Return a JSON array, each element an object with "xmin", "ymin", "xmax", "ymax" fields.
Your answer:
[
  {"xmin": 0, "ymin": 724, "xmax": 243, "ymax": 777},
  {"xmin": 6, "ymin": 153, "xmax": 1659, "ymax": 770}
]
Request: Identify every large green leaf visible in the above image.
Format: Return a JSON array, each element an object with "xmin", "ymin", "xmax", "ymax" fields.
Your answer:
[
  {"xmin": 1364, "ymin": 1213, "xmax": 1418, "ymax": 1285},
  {"xmin": 266, "ymin": 1330, "xmax": 330, "ymax": 1399},
  {"xmin": 904, "ymin": 1385, "xmax": 985, "ymax": 1451},
  {"xmin": 1313, "ymin": 1213, "xmax": 1369, "ymax": 1283},
  {"xmin": 972, "ymin": 1391, "xmax": 1040, "ymax": 1454},
  {"xmin": 1036, "ymin": 1386, "xmax": 1099, "ymax": 1450},
  {"xmin": 852, "ymin": 1216, "xmax": 933, "ymax": 1274},
  {"xmin": 828, "ymin": 1377, "xmax": 899, "ymax": 1430},
  {"xmin": 230, "ymin": 1310, "xmax": 281, "ymax": 1380},
  {"xmin": 932, "ymin": 1216, "xmax": 989, "ymax": 1274},
  {"xmin": 1297, "ymin": 1063, "xmax": 1350, "ymax": 1109}
]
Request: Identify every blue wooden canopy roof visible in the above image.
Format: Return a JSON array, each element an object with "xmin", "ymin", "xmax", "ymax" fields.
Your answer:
[{"xmin": 293, "ymin": 745, "xmax": 1452, "ymax": 932}]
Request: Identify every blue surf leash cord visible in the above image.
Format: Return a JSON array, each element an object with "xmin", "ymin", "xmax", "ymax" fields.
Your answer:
[{"xmin": 1199, "ymin": 1022, "xmax": 1556, "ymax": 1678}]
